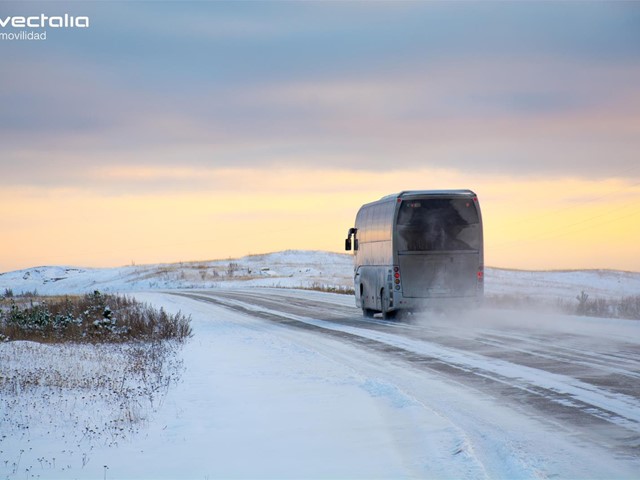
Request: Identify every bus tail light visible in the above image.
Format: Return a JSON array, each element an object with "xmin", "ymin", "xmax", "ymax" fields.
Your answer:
[
  {"xmin": 393, "ymin": 265, "xmax": 401, "ymax": 290},
  {"xmin": 477, "ymin": 266, "xmax": 484, "ymax": 281}
]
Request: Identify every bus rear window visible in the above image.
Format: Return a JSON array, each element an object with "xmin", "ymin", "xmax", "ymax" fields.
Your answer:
[{"xmin": 397, "ymin": 198, "xmax": 480, "ymax": 251}]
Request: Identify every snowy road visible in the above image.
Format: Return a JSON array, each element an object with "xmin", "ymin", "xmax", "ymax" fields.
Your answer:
[
  {"xmin": 165, "ymin": 288, "xmax": 640, "ymax": 479},
  {"xmin": 4, "ymin": 287, "xmax": 640, "ymax": 479}
]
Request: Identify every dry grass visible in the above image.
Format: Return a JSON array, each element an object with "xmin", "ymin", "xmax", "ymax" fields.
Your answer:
[
  {"xmin": 485, "ymin": 292, "xmax": 640, "ymax": 320},
  {"xmin": 0, "ymin": 293, "xmax": 191, "ymax": 472},
  {"xmin": 0, "ymin": 291, "xmax": 192, "ymax": 343},
  {"xmin": 0, "ymin": 339, "xmax": 186, "ymax": 466},
  {"xmin": 304, "ymin": 282, "xmax": 355, "ymax": 295}
]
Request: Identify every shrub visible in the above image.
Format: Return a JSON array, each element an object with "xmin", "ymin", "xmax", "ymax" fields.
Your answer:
[
  {"xmin": 306, "ymin": 282, "xmax": 355, "ymax": 295},
  {"xmin": 226, "ymin": 262, "xmax": 240, "ymax": 277},
  {"xmin": 566, "ymin": 291, "xmax": 640, "ymax": 319},
  {"xmin": 618, "ymin": 295, "xmax": 640, "ymax": 320},
  {"xmin": 0, "ymin": 291, "xmax": 192, "ymax": 343},
  {"xmin": 486, "ymin": 292, "xmax": 640, "ymax": 320}
]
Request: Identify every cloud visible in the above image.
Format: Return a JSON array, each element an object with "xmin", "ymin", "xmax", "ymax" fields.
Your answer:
[
  {"xmin": 4, "ymin": 1, "xmax": 640, "ymax": 272},
  {"xmin": 2, "ymin": 1, "xmax": 640, "ymax": 194},
  {"xmin": 3, "ymin": 53, "xmax": 639, "ymax": 191}
]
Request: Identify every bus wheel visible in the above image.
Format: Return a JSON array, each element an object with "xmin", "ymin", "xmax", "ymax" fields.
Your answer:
[
  {"xmin": 381, "ymin": 289, "xmax": 396, "ymax": 320},
  {"xmin": 382, "ymin": 308, "xmax": 397, "ymax": 320},
  {"xmin": 361, "ymin": 290, "xmax": 375, "ymax": 318}
]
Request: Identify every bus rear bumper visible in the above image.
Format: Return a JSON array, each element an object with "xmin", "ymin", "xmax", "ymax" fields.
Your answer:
[{"xmin": 394, "ymin": 294, "xmax": 483, "ymax": 312}]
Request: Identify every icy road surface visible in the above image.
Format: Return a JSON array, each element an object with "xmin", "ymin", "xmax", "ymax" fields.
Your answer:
[
  {"xmin": 147, "ymin": 288, "xmax": 639, "ymax": 479},
  {"xmin": 3, "ymin": 287, "xmax": 640, "ymax": 479}
]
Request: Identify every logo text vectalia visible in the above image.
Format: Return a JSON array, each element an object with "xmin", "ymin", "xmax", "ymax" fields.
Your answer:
[{"xmin": 0, "ymin": 14, "xmax": 90, "ymax": 29}]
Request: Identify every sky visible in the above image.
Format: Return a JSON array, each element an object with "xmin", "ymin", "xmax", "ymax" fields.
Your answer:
[{"xmin": 1, "ymin": 1, "xmax": 640, "ymax": 273}]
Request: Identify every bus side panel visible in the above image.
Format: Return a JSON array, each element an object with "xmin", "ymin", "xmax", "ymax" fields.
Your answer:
[
  {"xmin": 357, "ymin": 265, "xmax": 388, "ymax": 311},
  {"xmin": 354, "ymin": 240, "xmax": 393, "ymax": 311},
  {"xmin": 353, "ymin": 200, "xmax": 395, "ymax": 311}
]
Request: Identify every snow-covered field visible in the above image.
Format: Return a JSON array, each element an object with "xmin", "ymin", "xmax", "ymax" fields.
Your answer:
[
  {"xmin": 2, "ymin": 251, "xmax": 640, "ymax": 479},
  {"xmin": 0, "ymin": 251, "xmax": 353, "ymax": 297},
  {"xmin": 2, "ymin": 250, "xmax": 640, "ymax": 300}
]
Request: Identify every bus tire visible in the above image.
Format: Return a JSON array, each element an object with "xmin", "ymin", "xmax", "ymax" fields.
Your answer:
[
  {"xmin": 362, "ymin": 298, "xmax": 376, "ymax": 318},
  {"xmin": 382, "ymin": 309, "xmax": 397, "ymax": 320},
  {"xmin": 362, "ymin": 307, "xmax": 375, "ymax": 318},
  {"xmin": 380, "ymin": 288, "xmax": 397, "ymax": 320},
  {"xmin": 361, "ymin": 288, "xmax": 375, "ymax": 318}
]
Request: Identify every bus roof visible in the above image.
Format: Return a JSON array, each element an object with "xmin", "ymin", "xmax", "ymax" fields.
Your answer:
[{"xmin": 378, "ymin": 190, "xmax": 476, "ymax": 202}]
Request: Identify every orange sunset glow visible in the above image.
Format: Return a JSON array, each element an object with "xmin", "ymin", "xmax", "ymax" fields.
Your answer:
[{"xmin": 2, "ymin": 168, "xmax": 639, "ymax": 272}]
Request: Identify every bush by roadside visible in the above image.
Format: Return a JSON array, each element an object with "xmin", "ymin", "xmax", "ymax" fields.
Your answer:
[
  {"xmin": 570, "ymin": 291, "xmax": 640, "ymax": 320},
  {"xmin": 0, "ymin": 292, "xmax": 192, "ymax": 466},
  {"xmin": 485, "ymin": 291, "xmax": 640, "ymax": 320},
  {"xmin": 0, "ymin": 291, "xmax": 192, "ymax": 343}
]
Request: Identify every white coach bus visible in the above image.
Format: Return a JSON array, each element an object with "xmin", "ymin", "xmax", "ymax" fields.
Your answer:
[{"xmin": 345, "ymin": 190, "xmax": 484, "ymax": 318}]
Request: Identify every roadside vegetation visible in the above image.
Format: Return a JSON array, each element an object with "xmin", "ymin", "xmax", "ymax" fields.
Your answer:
[
  {"xmin": 0, "ymin": 290, "xmax": 191, "ymax": 343},
  {"xmin": 0, "ymin": 291, "xmax": 192, "ymax": 465},
  {"xmin": 570, "ymin": 291, "xmax": 640, "ymax": 320},
  {"xmin": 485, "ymin": 291, "xmax": 640, "ymax": 320},
  {"xmin": 300, "ymin": 282, "xmax": 355, "ymax": 295}
]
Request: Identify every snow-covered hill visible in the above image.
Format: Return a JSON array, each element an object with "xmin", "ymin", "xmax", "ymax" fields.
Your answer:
[
  {"xmin": 0, "ymin": 251, "xmax": 352, "ymax": 296},
  {"xmin": 1, "ymin": 250, "xmax": 639, "ymax": 301}
]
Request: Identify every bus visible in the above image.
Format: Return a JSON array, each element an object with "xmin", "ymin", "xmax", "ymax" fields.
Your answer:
[{"xmin": 345, "ymin": 190, "xmax": 484, "ymax": 318}]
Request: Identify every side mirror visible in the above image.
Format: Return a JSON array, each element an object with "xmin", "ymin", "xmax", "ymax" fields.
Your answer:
[{"xmin": 346, "ymin": 227, "xmax": 357, "ymax": 252}]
